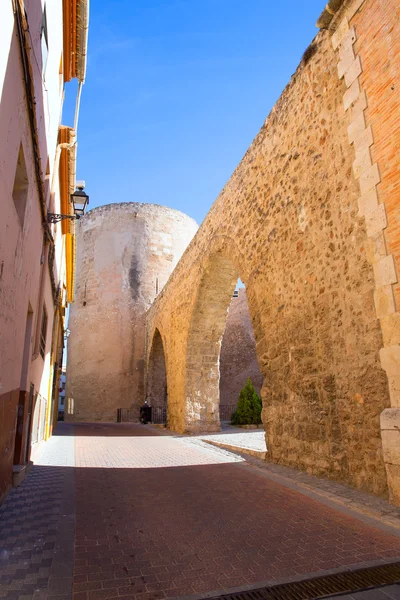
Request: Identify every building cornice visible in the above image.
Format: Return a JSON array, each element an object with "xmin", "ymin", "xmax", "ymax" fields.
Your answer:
[
  {"xmin": 63, "ymin": 0, "xmax": 89, "ymax": 83},
  {"xmin": 316, "ymin": 0, "xmax": 346, "ymax": 28}
]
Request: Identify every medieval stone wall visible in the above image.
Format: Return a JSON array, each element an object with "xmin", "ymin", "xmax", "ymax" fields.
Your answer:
[
  {"xmin": 326, "ymin": 0, "xmax": 400, "ymax": 503},
  {"xmin": 66, "ymin": 203, "xmax": 198, "ymax": 422},
  {"xmin": 220, "ymin": 289, "xmax": 263, "ymax": 407},
  {"xmin": 146, "ymin": 0, "xmax": 400, "ymax": 498}
]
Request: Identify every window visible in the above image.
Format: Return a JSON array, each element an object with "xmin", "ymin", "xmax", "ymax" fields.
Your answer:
[
  {"xmin": 39, "ymin": 306, "xmax": 48, "ymax": 359},
  {"xmin": 41, "ymin": 4, "xmax": 48, "ymax": 74},
  {"xmin": 12, "ymin": 145, "xmax": 29, "ymax": 228}
]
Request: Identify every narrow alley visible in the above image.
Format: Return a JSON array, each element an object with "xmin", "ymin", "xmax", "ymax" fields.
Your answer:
[
  {"xmin": 2, "ymin": 424, "xmax": 400, "ymax": 600},
  {"xmin": 2, "ymin": 0, "xmax": 400, "ymax": 599}
]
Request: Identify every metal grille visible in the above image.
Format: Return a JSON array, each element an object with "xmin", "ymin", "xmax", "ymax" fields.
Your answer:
[
  {"xmin": 117, "ymin": 408, "xmax": 137, "ymax": 422},
  {"xmin": 152, "ymin": 406, "xmax": 167, "ymax": 425},
  {"xmin": 204, "ymin": 562, "xmax": 400, "ymax": 600},
  {"xmin": 117, "ymin": 406, "xmax": 167, "ymax": 425},
  {"xmin": 219, "ymin": 404, "xmax": 237, "ymax": 421}
]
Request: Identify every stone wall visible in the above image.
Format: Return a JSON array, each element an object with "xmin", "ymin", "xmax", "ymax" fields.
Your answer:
[
  {"xmin": 66, "ymin": 203, "xmax": 198, "ymax": 422},
  {"xmin": 146, "ymin": 0, "xmax": 400, "ymax": 499},
  {"xmin": 325, "ymin": 0, "xmax": 400, "ymax": 503},
  {"xmin": 220, "ymin": 289, "xmax": 263, "ymax": 407}
]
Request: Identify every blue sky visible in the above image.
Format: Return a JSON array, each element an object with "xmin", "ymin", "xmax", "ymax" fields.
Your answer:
[{"xmin": 63, "ymin": 0, "xmax": 325, "ymax": 225}]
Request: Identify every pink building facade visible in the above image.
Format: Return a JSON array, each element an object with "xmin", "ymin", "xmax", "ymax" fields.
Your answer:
[{"xmin": 0, "ymin": 0, "xmax": 88, "ymax": 503}]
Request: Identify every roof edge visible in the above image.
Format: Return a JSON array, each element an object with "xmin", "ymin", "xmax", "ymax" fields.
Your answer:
[{"xmin": 316, "ymin": 0, "xmax": 346, "ymax": 28}]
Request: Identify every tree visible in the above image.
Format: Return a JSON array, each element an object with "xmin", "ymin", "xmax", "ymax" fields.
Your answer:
[{"xmin": 231, "ymin": 378, "xmax": 262, "ymax": 425}]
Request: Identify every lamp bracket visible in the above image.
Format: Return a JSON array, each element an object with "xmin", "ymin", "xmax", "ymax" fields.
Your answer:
[{"xmin": 47, "ymin": 213, "xmax": 81, "ymax": 224}]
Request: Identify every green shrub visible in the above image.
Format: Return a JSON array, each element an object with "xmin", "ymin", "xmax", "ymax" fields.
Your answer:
[{"xmin": 231, "ymin": 378, "xmax": 262, "ymax": 425}]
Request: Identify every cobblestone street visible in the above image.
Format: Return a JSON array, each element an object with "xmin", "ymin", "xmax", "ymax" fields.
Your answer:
[{"xmin": 2, "ymin": 423, "xmax": 400, "ymax": 600}]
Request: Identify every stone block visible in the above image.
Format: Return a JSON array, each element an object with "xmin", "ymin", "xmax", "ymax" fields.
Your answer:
[
  {"xmin": 359, "ymin": 163, "xmax": 380, "ymax": 195},
  {"xmin": 380, "ymin": 313, "xmax": 400, "ymax": 347},
  {"xmin": 380, "ymin": 344, "xmax": 400, "ymax": 376},
  {"xmin": 338, "ymin": 46, "xmax": 356, "ymax": 79},
  {"xmin": 366, "ymin": 232, "xmax": 388, "ymax": 265},
  {"xmin": 381, "ymin": 429, "xmax": 400, "ymax": 464},
  {"xmin": 374, "ymin": 285, "xmax": 396, "ymax": 318},
  {"xmin": 349, "ymin": 90, "xmax": 367, "ymax": 121},
  {"xmin": 12, "ymin": 464, "xmax": 27, "ymax": 488},
  {"xmin": 344, "ymin": 78, "xmax": 360, "ymax": 111},
  {"xmin": 332, "ymin": 17, "xmax": 349, "ymax": 50},
  {"xmin": 358, "ymin": 187, "xmax": 378, "ymax": 217},
  {"xmin": 353, "ymin": 147, "xmax": 371, "ymax": 179},
  {"xmin": 365, "ymin": 203, "xmax": 387, "ymax": 237},
  {"xmin": 373, "ymin": 254, "xmax": 398, "ymax": 288},
  {"xmin": 381, "ymin": 407, "xmax": 400, "ymax": 431},
  {"xmin": 387, "ymin": 374, "xmax": 400, "ymax": 409},
  {"xmin": 338, "ymin": 27, "xmax": 357, "ymax": 62},
  {"xmin": 347, "ymin": 112, "xmax": 366, "ymax": 144},
  {"xmin": 353, "ymin": 125, "xmax": 374, "ymax": 152},
  {"xmin": 344, "ymin": 56, "xmax": 362, "ymax": 88},
  {"xmin": 384, "ymin": 462, "xmax": 400, "ymax": 506},
  {"xmin": 381, "ymin": 409, "xmax": 400, "ymax": 504}
]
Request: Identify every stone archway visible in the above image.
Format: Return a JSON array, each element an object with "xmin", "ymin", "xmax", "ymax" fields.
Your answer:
[
  {"xmin": 219, "ymin": 286, "xmax": 264, "ymax": 420},
  {"xmin": 147, "ymin": 329, "xmax": 168, "ymax": 425},
  {"xmin": 184, "ymin": 250, "xmax": 263, "ymax": 433}
]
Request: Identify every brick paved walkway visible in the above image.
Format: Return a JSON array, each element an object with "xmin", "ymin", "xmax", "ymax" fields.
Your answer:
[
  {"xmin": 0, "ymin": 462, "xmax": 75, "ymax": 599},
  {"xmin": 2, "ymin": 423, "xmax": 400, "ymax": 600}
]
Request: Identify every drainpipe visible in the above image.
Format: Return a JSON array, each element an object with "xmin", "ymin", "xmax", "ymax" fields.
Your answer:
[{"xmin": 74, "ymin": 82, "xmax": 83, "ymax": 132}]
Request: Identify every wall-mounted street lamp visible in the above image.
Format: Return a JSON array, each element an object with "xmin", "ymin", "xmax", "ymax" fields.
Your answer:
[{"xmin": 47, "ymin": 182, "xmax": 89, "ymax": 224}]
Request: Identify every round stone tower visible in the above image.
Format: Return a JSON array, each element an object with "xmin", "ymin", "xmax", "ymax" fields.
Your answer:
[{"xmin": 65, "ymin": 203, "xmax": 198, "ymax": 422}]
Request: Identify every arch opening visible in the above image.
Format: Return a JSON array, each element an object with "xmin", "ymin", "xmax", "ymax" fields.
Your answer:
[
  {"xmin": 184, "ymin": 252, "xmax": 263, "ymax": 433},
  {"xmin": 219, "ymin": 285, "xmax": 263, "ymax": 423},
  {"xmin": 147, "ymin": 329, "xmax": 168, "ymax": 426}
]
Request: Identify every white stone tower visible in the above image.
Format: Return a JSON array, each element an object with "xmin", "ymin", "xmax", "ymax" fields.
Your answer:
[{"xmin": 65, "ymin": 203, "xmax": 198, "ymax": 422}]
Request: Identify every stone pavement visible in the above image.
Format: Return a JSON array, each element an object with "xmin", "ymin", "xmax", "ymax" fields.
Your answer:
[
  {"xmin": 2, "ymin": 423, "xmax": 400, "ymax": 600},
  {"xmin": 331, "ymin": 585, "xmax": 400, "ymax": 600},
  {"xmin": 0, "ymin": 459, "xmax": 75, "ymax": 599},
  {"xmin": 196, "ymin": 426, "xmax": 266, "ymax": 459}
]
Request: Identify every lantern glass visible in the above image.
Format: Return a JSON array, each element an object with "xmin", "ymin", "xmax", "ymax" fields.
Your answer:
[{"xmin": 71, "ymin": 189, "xmax": 89, "ymax": 217}]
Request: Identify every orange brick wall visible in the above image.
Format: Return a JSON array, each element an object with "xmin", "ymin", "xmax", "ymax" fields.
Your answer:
[{"xmin": 352, "ymin": 0, "xmax": 400, "ymax": 307}]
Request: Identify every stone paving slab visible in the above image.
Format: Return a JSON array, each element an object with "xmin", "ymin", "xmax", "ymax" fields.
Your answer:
[
  {"xmin": 74, "ymin": 434, "xmax": 244, "ymax": 469},
  {"xmin": 196, "ymin": 430, "xmax": 266, "ymax": 456},
  {"xmin": 0, "ymin": 429, "xmax": 75, "ymax": 600},
  {"xmin": 73, "ymin": 461, "xmax": 400, "ymax": 599},
  {"xmin": 71, "ymin": 424, "xmax": 400, "ymax": 600},
  {"xmin": 3, "ymin": 423, "xmax": 400, "ymax": 600},
  {"xmin": 234, "ymin": 455, "xmax": 400, "ymax": 533},
  {"xmin": 31, "ymin": 436, "xmax": 75, "ymax": 468}
]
